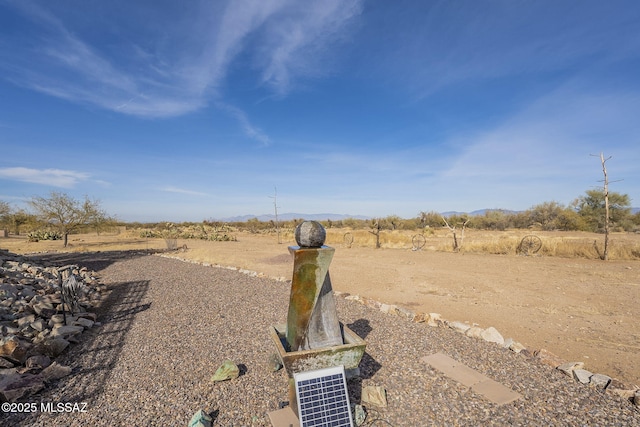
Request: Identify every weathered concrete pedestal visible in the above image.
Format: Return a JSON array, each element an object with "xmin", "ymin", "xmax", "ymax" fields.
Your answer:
[{"xmin": 269, "ymin": 221, "xmax": 366, "ymax": 419}]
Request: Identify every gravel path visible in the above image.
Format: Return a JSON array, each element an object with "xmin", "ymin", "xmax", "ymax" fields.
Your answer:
[{"xmin": 2, "ymin": 252, "xmax": 639, "ymax": 426}]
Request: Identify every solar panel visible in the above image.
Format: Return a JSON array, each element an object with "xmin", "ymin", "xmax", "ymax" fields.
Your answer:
[{"xmin": 294, "ymin": 366, "xmax": 354, "ymax": 427}]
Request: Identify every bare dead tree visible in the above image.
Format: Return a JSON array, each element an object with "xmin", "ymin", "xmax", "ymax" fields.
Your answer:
[
  {"xmin": 269, "ymin": 186, "xmax": 281, "ymax": 244},
  {"xmin": 442, "ymin": 216, "xmax": 470, "ymax": 252},
  {"xmin": 590, "ymin": 152, "xmax": 615, "ymax": 260},
  {"xmin": 369, "ymin": 219, "xmax": 381, "ymax": 249}
]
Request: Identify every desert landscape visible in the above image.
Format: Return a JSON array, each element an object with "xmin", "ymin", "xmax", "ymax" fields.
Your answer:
[{"xmin": 1, "ymin": 227, "xmax": 638, "ymax": 389}]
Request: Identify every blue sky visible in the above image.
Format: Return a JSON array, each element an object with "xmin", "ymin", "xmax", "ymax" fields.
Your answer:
[{"xmin": 1, "ymin": 0, "xmax": 639, "ymax": 222}]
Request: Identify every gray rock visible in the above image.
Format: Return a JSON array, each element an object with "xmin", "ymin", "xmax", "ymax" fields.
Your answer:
[
  {"xmin": 634, "ymin": 390, "xmax": 640, "ymax": 406},
  {"xmin": 589, "ymin": 373, "xmax": 611, "ymax": 389},
  {"xmin": 31, "ymin": 318, "xmax": 47, "ymax": 332},
  {"xmin": 50, "ymin": 314, "xmax": 67, "ymax": 324},
  {"xmin": 557, "ymin": 362, "xmax": 584, "ymax": 377},
  {"xmin": 0, "ymin": 373, "xmax": 45, "ymax": 402},
  {"xmin": 0, "ymin": 368, "xmax": 19, "ymax": 376},
  {"xmin": 32, "ymin": 300, "xmax": 56, "ymax": 318},
  {"xmin": 0, "ymin": 358, "xmax": 14, "ymax": 368},
  {"xmin": 16, "ymin": 314, "xmax": 36, "ymax": 328},
  {"xmin": 17, "ymin": 285, "xmax": 36, "ymax": 299},
  {"xmin": 74, "ymin": 317, "xmax": 94, "ymax": 329},
  {"xmin": 77, "ymin": 312, "xmax": 97, "ymax": 321},
  {"xmin": 40, "ymin": 362, "xmax": 72, "ymax": 382},
  {"xmin": 25, "ymin": 355, "xmax": 51, "ymax": 370},
  {"xmin": 573, "ymin": 368, "xmax": 593, "ymax": 384},
  {"xmin": 38, "ymin": 337, "xmax": 70, "ymax": 357},
  {"xmin": 52, "ymin": 324, "xmax": 84, "ymax": 338}
]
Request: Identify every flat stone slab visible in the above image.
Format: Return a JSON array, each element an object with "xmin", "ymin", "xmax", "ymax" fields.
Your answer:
[
  {"xmin": 421, "ymin": 352, "xmax": 522, "ymax": 405},
  {"xmin": 267, "ymin": 406, "xmax": 298, "ymax": 427}
]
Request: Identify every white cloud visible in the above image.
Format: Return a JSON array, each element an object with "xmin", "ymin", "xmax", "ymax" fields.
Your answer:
[
  {"xmin": 0, "ymin": 167, "xmax": 90, "ymax": 188},
  {"xmin": 216, "ymin": 102, "xmax": 271, "ymax": 145},
  {"xmin": 256, "ymin": 0, "xmax": 363, "ymax": 93},
  {"xmin": 161, "ymin": 186, "xmax": 210, "ymax": 197}
]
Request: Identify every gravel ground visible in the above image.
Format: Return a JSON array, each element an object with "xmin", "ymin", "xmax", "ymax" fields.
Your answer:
[{"xmin": 2, "ymin": 251, "xmax": 639, "ymax": 426}]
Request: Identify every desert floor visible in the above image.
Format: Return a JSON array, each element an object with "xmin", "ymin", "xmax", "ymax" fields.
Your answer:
[{"xmin": 2, "ymin": 230, "xmax": 639, "ymax": 387}]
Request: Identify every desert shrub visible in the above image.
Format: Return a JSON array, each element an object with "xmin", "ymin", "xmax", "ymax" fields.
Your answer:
[
  {"xmin": 27, "ymin": 230, "xmax": 62, "ymax": 242},
  {"xmin": 140, "ymin": 230, "xmax": 159, "ymax": 238}
]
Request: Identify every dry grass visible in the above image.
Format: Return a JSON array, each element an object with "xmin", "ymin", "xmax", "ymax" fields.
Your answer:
[
  {"xmin": 322, "ymin": 228, "xmax": 640, "ymax": 260},
  {"xmin": 2, "ymin": 227, "xmax": 639, "ymax": 261}
]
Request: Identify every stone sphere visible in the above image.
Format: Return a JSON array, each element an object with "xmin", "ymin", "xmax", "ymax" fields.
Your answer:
[{"xmin": 295, "ymin": 221, "xmax": 326, "ymax": 248}]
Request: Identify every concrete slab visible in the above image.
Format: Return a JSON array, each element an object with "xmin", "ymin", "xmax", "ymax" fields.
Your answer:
[
  {"xmin": 420, "ymin": 352, "xmax": 487, "ymax": 387},
  {"xmin": 268, "ymin": 406, "xmax": 298, "ymax": 427},
  {"xmin": 472, "ymin": 378, "xmax": 522, "ymax": 405},
  {"xmin": 421, "ymin": 352, "xmax": 522, "ymax": 405}
]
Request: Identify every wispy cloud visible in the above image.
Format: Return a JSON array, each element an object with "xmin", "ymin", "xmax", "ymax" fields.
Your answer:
[
  {"xmin": 0, "ymin": 167, "xmax": 90, "ymax": 188},
  {"xmin": 0, "ymin": 1, "xmax": 363, "ymax": 120},
  {"xmin": 374, "ymin": 2, "xmax": 640, "ymax": 98},
  {"xmin": 161, "ymin": 186, "xmax": 210, "ymax": 197},
  {"xmin": 216, "ymin": 102, "xmax": 271, "ymax": 145},
  {"xmin": 255, "ymin": 0, "xmax": 363, "ymax": 94}
]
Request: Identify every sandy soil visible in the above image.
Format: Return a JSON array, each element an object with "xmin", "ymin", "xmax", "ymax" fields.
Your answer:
[{"xmin": 2, "ymin": 231, "xmax": 639, "ymax": 388}]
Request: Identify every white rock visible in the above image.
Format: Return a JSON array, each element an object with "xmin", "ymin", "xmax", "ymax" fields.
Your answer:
[
  {"xmin": 509, "ymin": 341, "xmax": 527, "ymax": 354},
  {"xmin": 426, "ymin": 313, "xmax": 442, "ymax": 327},
  {"xmin": 480, "ymin": 327, "xmax": 504, "ymax": 345},
  {"xmin": 448, "ymin": 321, "xmax": 471, "ymax": 333},
  {"xmin": 379, "ymin": 304, "xmax": 398, "ymax": 315},
  {"xmin": 465, "ymin": 326, "xmax": 484, "ymax": 339}
]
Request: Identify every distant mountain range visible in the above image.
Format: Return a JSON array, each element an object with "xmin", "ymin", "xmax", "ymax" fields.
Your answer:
[
  {"xmin": 218, "ymin": 207, "xmax": 639, "ymax": 222},
  {"xmin": 217, "ymin": 213, "xmax": 370, "ymax": 222},
  {"xmin": 440, "ymin": 209, "xmax": 520, "ymax": 217}
]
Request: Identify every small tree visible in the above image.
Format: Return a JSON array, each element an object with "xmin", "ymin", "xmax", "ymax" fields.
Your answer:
[
  {"xmin": 0, "ymin": 201, "xmax": 9, "ymax": 218},
  {"xmin": 0, "ymin": 201, "xmax": 9, "ymax": 233},
  {"xmin": 29, "ymin": 192, "xmax": 106, "ymax": 247},
  {"xmin": 9, "ymin": 209, "xmax": 35, "ymax": 235}
]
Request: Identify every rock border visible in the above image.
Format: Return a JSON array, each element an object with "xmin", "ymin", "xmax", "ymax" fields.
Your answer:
[
  {"xmin": 0, "ymin": 250, "xmax": 107, "ymax": 402},
  {"xmin": 158, "ymin": 252, "xmax": 640, "ymax": 407}
]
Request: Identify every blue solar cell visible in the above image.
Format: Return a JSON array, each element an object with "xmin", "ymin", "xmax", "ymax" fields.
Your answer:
[{"xmin": 294, "ymin": 366, "xmax": 353, "ymax": 427}]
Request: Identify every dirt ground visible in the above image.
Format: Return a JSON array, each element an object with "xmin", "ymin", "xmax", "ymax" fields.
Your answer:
[{"xmin": 2, "ymin": 231, "xmax": 639, "ymax": 388}]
